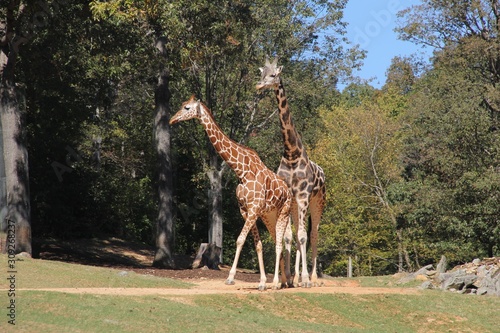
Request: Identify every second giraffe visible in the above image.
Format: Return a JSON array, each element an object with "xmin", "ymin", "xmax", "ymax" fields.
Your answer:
[{"xmin": 256, "ymin": 58, "xmax": 326, "ymax": 287}]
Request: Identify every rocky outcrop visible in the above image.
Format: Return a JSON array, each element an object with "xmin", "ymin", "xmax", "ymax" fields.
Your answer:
[{"xmin": 397, "ymin": 256, "xmax": 500, "ymax": 296}]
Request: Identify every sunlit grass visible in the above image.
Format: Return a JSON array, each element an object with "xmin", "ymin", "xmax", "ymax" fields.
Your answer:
[
  {"xmin": 1, "ymin": 255, "xmax": 499, "ymax": 333},
  {"xmin": 0, "ymin": 254, "xmax": 192, "ymax": 289}
]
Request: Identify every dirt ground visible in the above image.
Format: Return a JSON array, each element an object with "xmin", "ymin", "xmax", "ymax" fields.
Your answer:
[
  {"xmin": 33, "ymin": 237, "xmax": 418, "ymax": 295},
  {"xmin": 35, "ymin": 237, "xmax": 270, "ymax": 283}
]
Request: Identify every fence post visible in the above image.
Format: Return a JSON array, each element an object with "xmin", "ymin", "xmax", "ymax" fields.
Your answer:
[{"xmin": 348, "ymin": 256, "xmax": 353, "ymax": 278}]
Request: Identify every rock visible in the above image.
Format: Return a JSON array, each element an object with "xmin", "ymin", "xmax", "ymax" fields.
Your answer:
[
  {"xmin": 472, "ymin": 258, "xmax": 481, "ymax": 265},
  {"xmin": 436, "ymin": 255, "xmax": 448, "ymax": 274},
  {"xmin": 419, "ymin": 281, "xmax": 434, "ymax": 290},
  {"xmin": 441, "ymin": 270, "xmax": 477, "ymax": 291},
  {"xmin": 440, "ymin": 257, "xmax": 499, "ymax": 295},
  {"xmin": 435, "ymin": 271, "xmax": 454, "ymax": 284},
  {"xmin": 397, "ymin": 264, "xmax": 434, "ymax": 284},
  {"xmin": 415, "ymin": 274, "xmax": 428, "ymax": 281},
  {"xmin": 477, "ymin": 287, "xmax": 488, "ymax": 295},
  {"xmin": 426, "ymin": 270, "xmax": 437, "ymax": 278},
  {"xmin": 397, "ymin": 257, "xmax": 499, "ymax": 296},
  {"xmin": 416, "ymin": 264, "xmax": 434, "ymax": 275},
  {"xmin": 477, "ymin": 275, "xmax": 499, "ymax": 295}
]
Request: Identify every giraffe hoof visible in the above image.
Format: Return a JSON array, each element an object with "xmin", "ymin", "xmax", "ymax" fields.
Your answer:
[
  {"xmin": 225, "ymin": 279, "xmax": 235, "ymax": 286},
  {"xmin": 258, "ymin": 284, "xmax": 267, "ymax": 291},
  {"xmin": 300, "ymin": 281, "xmax": 312, "ymax": 288}
]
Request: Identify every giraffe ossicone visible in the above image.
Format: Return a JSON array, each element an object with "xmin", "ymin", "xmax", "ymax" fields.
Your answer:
[
  {"xmin": 256, "ymin": 59, "xmax": 326, "ymax": 288},
  {"xmin": 170, "ymin": 95, "xmax": 293, "ymax": 290}
]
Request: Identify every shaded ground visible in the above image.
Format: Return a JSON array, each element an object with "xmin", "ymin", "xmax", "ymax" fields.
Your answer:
[
  {"xmin": 35, "ymin": 237, "xmax": 277, "ymax": 284},
  {"xmin": 32, "ymin": 237, "xmax": 418, "ymax": 295}
]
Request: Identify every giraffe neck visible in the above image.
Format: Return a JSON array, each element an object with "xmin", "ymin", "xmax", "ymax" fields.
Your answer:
[
  {"xmin": 274, "ymin": 79, "xmax": 306, "ymax": 162},
  {"xmin": 198, "ymin": 103, "xmax": 251, "ymax": 179}
]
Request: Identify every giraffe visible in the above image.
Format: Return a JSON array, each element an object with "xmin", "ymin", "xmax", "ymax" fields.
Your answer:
[
  {"xmin": 256, "ymin": 58, "xmax": 326, "ymax": 287},
  {"xmin": 169, "ymin": 95, "xmax": 292, "ymax": 290}
]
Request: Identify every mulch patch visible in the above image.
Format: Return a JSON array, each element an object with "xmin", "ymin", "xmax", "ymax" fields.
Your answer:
[{"xmin": 34, "ymin": 237, "xmax": 269, "ymax": 284}]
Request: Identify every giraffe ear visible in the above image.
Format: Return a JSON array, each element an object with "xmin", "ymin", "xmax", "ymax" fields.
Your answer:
[
  {"xmin": 259, "ymin": 67, "xmax": 264, "ymax": 73},
  {"xmin": 276, "ymin": 66, "xmax": 283, "ymax": 74}
]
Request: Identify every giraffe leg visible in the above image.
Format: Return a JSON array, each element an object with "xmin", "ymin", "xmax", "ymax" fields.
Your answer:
[
  {"xmin": 250, "ymin": 224, "xmax": 268, "ymax": 290},
  {"xmin": 225, "ymin": 235, "xmax": 244, "ymax": 286},
  {"xmin": 279, "ymin": 255, "xmax": 288, "ymax": 288},
  {"xmin": 294, "ymin": 248, "xmax": 301, "ymax": 287},
  {"xmin": 309, "ymin": 194, "xmax": 324, "ymax": 287},
  {"xmin": 226, "ymin": 215, "xmax": 260, "ymax": 288},
  {"xmin": 288, "ymin": 201, "xmax": 301, "ymax": 287},
  {"xmin": 297, "ymin": 204, "xmax": 311, "ymax": 288},
  {"xmin": 283, "ymin": 216, "xmax": 293, "ymax": 287},
  {"xmin": 271, "ymin": 232, "xmax": 284, "ymax": 290},
  {"xmin": 271, "ymin": 197, "xmax": 291, "ymax": 290}
]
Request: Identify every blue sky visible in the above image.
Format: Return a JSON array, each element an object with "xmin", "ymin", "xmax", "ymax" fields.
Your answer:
[{"xmin": 341, "ymin": 0, "xmax": 432, "ymax": 89}]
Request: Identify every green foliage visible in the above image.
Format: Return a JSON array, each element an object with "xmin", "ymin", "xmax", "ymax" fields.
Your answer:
[
  {"xmin": 21, "ymin": 0, "xmax": 157, "ymax": 241},
  {"xmin": 14, "ymin": 0, "xmax": 499, "ymax": 274},
  {"xmin": 395, "ymin": 0, "xmax": 500, "ymax": 261},
  {"xmin": 311, "ymin": 85, "xmax": 407, "ymax": 276},
  {"xmin": 398, "ymin": 63, "xmax": 500, "ymax": 260},
  {"xmin": 18, "ymin": 0, "xmax": 359, "ymax": 265}
]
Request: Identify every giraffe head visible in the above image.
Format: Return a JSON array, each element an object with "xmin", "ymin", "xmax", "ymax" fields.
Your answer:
[
  {"xmin": 256, "ymin": 57, "xmax": 283, "ymax": 91},
  {"xmin": 169, "ymin": 95, "xmax": 202, "ymax": 125}
]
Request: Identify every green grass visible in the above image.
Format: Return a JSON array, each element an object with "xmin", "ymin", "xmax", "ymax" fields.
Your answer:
[
  {"xmin": 355, "ymin": 274, "xmax": 424, "ymax": 288},
  {"xmin": 1, "ymin": 255, "xmax": 499, "ymax": 333},
  {"xmin": 10, "ymin": 290, "xmax": 499, "ymax": 333},
  {"xmin": 0, "ymin": 254, "xmax": 192, "ymax": 289}
]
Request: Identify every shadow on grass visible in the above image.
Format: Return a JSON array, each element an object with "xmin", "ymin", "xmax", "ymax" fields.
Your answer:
[{"xmin": 33, "ymin": 237, "xmax": 193, "ymax": 269}]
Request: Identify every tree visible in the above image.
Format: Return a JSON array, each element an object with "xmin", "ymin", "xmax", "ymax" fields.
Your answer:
[
  {"xmin": 90, "ymin": 1, "xmax": 184, "ymax": 267},
  {"xmin": 170, "ymin": 0, "xmax": 359, "ymax": 263},
  {"xmin": 397, "ymin": 0, "xmax": 500, "ymax": 117},
  {"xmin": 90, "ymin": 0, "xmax": 361, "ymax": 265},
  {"xmin": 1, "ymin": 1, "xmax": 32, "ymax": 254},
  {"xmin": 13, "ymin": 1, "xmax": 159, "ymax": 250},
  {"xmin": 312, "ymin": 84, "xmax": 407, "ymax": 275},
  {"xmin": 396, "ymin": 0, "xmax": 500, "ymax": 260},
  {"xmin": 152, "ymin": 37, "xmax": 174, "ymax": 268},
  {"xmin": 398, "ymin": 65, "xmax": 500, "ymax": 260}
]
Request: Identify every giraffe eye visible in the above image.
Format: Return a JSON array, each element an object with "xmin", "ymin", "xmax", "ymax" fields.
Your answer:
[
  {"xmin": 270, "ymin": 74, "xmax": 276, "ymax": 78},
  {"xmin": 184, "ymin": 106, "xmax": 190, "ymax": 110}
]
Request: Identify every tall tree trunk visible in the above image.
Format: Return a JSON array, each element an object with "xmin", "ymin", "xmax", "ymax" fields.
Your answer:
[
  {"xmin": 0, "ymin": 111, "xmax": 7, "ymax": 228},
  {"xmin": 203, "ymin": 67, "xmax": 224, "ymax": 263},
  {"xmin": 152, "ymin": 37, "xmax": 174, "ymax": 268},
  {"xmin": 395, "ymin": 228, "xmax": 404, "ymax": 273},
  {"xmin": 1, "ymin": 35, "xmax": 32, "ymax": 255},
  {"xmin": 207, "ymin": 149, "xmax": 223, "ymax": 262}
]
